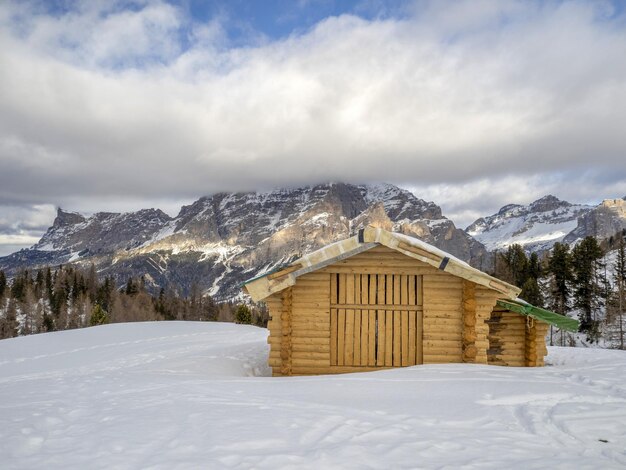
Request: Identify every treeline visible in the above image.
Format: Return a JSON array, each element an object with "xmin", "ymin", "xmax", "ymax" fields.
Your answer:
[
  {"xmin": 494, "ymin": 231, "xmax": 626, "ymax": 348},
  {"xmin": 0, "ymin": 265, "xmax": 268, "ymax": 340}
]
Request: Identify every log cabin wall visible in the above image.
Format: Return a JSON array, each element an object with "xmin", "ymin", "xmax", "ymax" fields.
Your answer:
[
  {"xmin": 487, "ymin": 308, "xmax": 550, "ymax": 367},
  {"xmin": 266, "ymin": 245, "xmax": 504, "ymax": 376}
]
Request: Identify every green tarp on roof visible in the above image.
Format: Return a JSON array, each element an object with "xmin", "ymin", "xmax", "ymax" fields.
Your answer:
[{"xmin": 496, "ymin": 299, "xmax": 580, "ymax": 332}]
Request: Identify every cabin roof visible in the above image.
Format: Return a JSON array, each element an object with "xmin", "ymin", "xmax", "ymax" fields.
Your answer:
[
  {"xmin": 243, "ymin": 226, "xmax": 521, "ymax": 302},
  {"xmin": 496, "ymin": 299, "xmax": 580, "ymax": 332}
]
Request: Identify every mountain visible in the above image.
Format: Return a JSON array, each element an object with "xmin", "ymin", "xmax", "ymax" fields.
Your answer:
[
  {"xmin": 0, "ymin": 183, "xmax": 488, "ymax": 300},
  {"xmin": 467, "ymin": 195, "xmax": 626, "ymax": 253},
  {"xmin": 563, "ymin": 197, "xmax": 626, "ymax": 245}
]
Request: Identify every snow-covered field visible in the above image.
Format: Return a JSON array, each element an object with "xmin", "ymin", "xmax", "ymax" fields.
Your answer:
[{"xmin": 1, "ymin": 323, "xmax": 626, "ymax": 469}]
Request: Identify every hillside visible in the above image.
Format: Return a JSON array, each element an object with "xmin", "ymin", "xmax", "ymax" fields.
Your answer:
[{"xmin": 1, "ymin": 322, "xmax": 625, "ymax": 469}]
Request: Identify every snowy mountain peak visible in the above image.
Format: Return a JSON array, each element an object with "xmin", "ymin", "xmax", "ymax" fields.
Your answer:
[
  {"xmin": 467, "ymin": 195, "xmax": 592, "ymax": 252},
  {"xmin": 528, "ymin": 195, "xmax": 570, "ymax": 213}
]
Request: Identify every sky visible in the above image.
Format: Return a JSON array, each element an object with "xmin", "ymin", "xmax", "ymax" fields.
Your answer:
[{"xmin": 0, "ymin": 0, "xmax": 625, "ymax": 256}]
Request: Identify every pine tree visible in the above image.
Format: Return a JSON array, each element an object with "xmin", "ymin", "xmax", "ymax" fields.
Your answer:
[
  {"xmin": 125, "ymin": 278, "xmax": 138, "ymax": 296},
  {"xmin": 34, "ymin": 270, "xmax": 45, "ymax": 297},
  {"xmin": 500, "ymin": 244, "xmax": 529, "ymax": 287},
  {"xmin": 89, "ymin": 304, "xmax": 110, "ymax": 326},
  {"xmin": 235, "ymin": 304, "xmax": 252, "ymax": 324},
  {"xmin": 614, "ymin": 233, "xmax": 626, "ymax": 349},
  {"xmin": 546, "ymin": 243, "xmax": 574, "ymax": 345},
  {"xmin": 521, "ymin": 277, "xmax": 543, "ymax": 306},
  {"xmin": 572, "ymin": 236, "xmax": 604, "ymax": 337},
  {"xmin": 0, "ymin": 270, "xmax": 6, "ymax": 301},
  {"xmin": 0, "ymin": 298, "xmax": 18, "ymax": 339},
  {"xmin": 11, "ymin": 271, "xmax": 27, "ymax": 303}
]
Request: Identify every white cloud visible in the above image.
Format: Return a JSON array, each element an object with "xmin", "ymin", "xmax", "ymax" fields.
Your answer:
[
  {"xmin": 0, "ymin": 204, "xmax": 56, "ymax": 255},
  {"xmin": 0, "ymin": 0, "xmax": 624, "ymax": 239}
]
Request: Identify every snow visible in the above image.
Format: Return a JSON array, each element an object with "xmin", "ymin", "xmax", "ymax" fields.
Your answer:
[
  {"xmin": 468, "ymin": 204, "xmax": 591, "ymax": 252},
  {"xmin": 1, "ymin": 322, "xmax": 626, "ymax": 469}
]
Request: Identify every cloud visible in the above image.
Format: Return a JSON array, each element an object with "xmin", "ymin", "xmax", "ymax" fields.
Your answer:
[
  {"xmin": 0, "ymin": 0, "xmax": 625, "ymax": 237},
  {"xmin": 0, "ymin": 204, "xmax": 56, "ymax": 255}
]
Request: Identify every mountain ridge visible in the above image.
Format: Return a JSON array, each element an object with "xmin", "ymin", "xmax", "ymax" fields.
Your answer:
[
  {"xmin": 2, "ymin": 184, "xmax": 625, "ymax": 300},
  {"xmin": 466, "ymin": 195, "xmax": 626, "ymax": 252},
  {"xmin": 0, "ymin": 183, "xmax": 487, "ymax": 299}
]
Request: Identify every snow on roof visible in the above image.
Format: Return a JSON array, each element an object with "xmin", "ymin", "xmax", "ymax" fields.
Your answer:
[{"xmin": 244, "ymin": 226, "xmax": 521, "ymax": 301}]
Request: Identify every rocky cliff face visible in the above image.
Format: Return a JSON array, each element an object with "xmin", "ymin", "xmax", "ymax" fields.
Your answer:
[
  {"xmin": 563, "ymin": 198, "xmax": 626, "ymax": 245},
  {"xmin": 0, "ymin": 183, "xmax": 488, "ymax": 300}
]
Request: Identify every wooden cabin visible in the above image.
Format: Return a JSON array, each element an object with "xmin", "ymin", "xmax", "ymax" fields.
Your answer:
[{"xmin": 243, "ymin": 226, "xmax": 578, "ymax": 376}]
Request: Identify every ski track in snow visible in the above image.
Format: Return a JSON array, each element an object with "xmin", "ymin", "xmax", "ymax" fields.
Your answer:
[{"xmin": 1, "ymin": 323, "xmax": 626, "ymax": 469}]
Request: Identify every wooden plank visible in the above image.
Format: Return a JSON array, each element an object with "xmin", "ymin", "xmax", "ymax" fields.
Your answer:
[
  {"xmin": 345, "ymin": 308, "xmax": 354, "ymax": 366},
  {"xmin": 330, "ymin": 307, "xmax": 337, "ymax": 366},
  {"xmin": 408, "ymin": 310, "xmax": 416, "ymax": 365},
  {"xmin": 345, "ymin": 274, "xmax": 355, "ymax": 366},
  {"xmin": 393, "ymin": 311, "xmax": 402, "ymax": 367},
  {"xmin": 385, "ymin": 311, "xmax": 394, "ymax": 367},
  {"xmin": 377, "ymin": 310, "xmax": 386, "ymax": 367},
  {"xmin": 392, "ymin": 275, "xmax": 401, "ymax": 367},
  {"xmin": 417, "ymin": 310, "xmax": 423, "ymax": 364},
  {"xmin": 354, "ymin": 308, "xmax": 362, "ymax": 365},
  {"xmin": 291, "ymin": 359, "xmax": 332, "ymax": 367},
  {"xmin": 385, "ymin": 275, "xmax": 394, "ymax": 304},
  {"xmin": 361, "ymin": 307, "xmax": 369, "ymax": 366},
  {"xmin": 290, "ymin": 329, "xmax": 330, "ymax": 338},
  {"xmin": 291, "ymin": 303, "xmax": 330, "ymax": 310},
  {"xmin": 346, "ymin": 274, "xmax": 355, "ymax": 304},
  {"xmin": 361, "ymin": 274, "xmax": 369, "ymax": 303},
  {"xmin": 400, "ymin": 311, "xmax": 408, "ymax": 366},
  {"xmin": 393, "ymin": 292, "xmax": 401, "ymax": 366},
  {"xmin": 292, "ymin": 292, "xmax": 330, "ymax": 301},
  {"xmin": 369, "ymin": 273, "xmax": 376, "ymax": 305},
  {"xmin": 293, "ymin": 343, "xmax": 330, "ymax": 353},
  {"xmin": 337, "ymin": 309, "xmax": 345, "ymax": 366},
  {"xmin": 291, "ymin": 317, "xmax": 331, "ymax": 327},
  {"xmin": 368, "ymin": 310, "xmax": 376, "ymax": 366},
  {"xmin": 291, "ymin": 337, "xmax": 330, "ymax": 345},
  {"xmin": 408, "ymin": 275, "xmax": 415, "ymax": 306},
  {"xmin": 400, "ymin": 275, "xmax": 409, "ymax": 366},
  {"xmin": 393, "ymin": 274, "xmax": 401, "ymax": 306},
  {"xmin": 385, "ymin": 274, "xmax": 394, "ymax": 366},
  {"xmin": 377, "ymin": 274, "xmax": 386, "ymax": 306},
  {"xmin": 359, "ymin": 276, "xmax": 369, "ymax": 367},
  {"xmin": 291, "ymin": 351, "xmax": 329, "ymax": 360}
]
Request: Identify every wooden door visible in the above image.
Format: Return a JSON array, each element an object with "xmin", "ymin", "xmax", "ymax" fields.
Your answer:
[{"xmin": 330, "ymin": 273, "xmax": 423, "ymax": 367}]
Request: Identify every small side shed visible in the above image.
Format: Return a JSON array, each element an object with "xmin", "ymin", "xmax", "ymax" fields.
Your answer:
[{"xmin": 244, "ymin": 226, "xmax": 578, "ymax": 376}]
